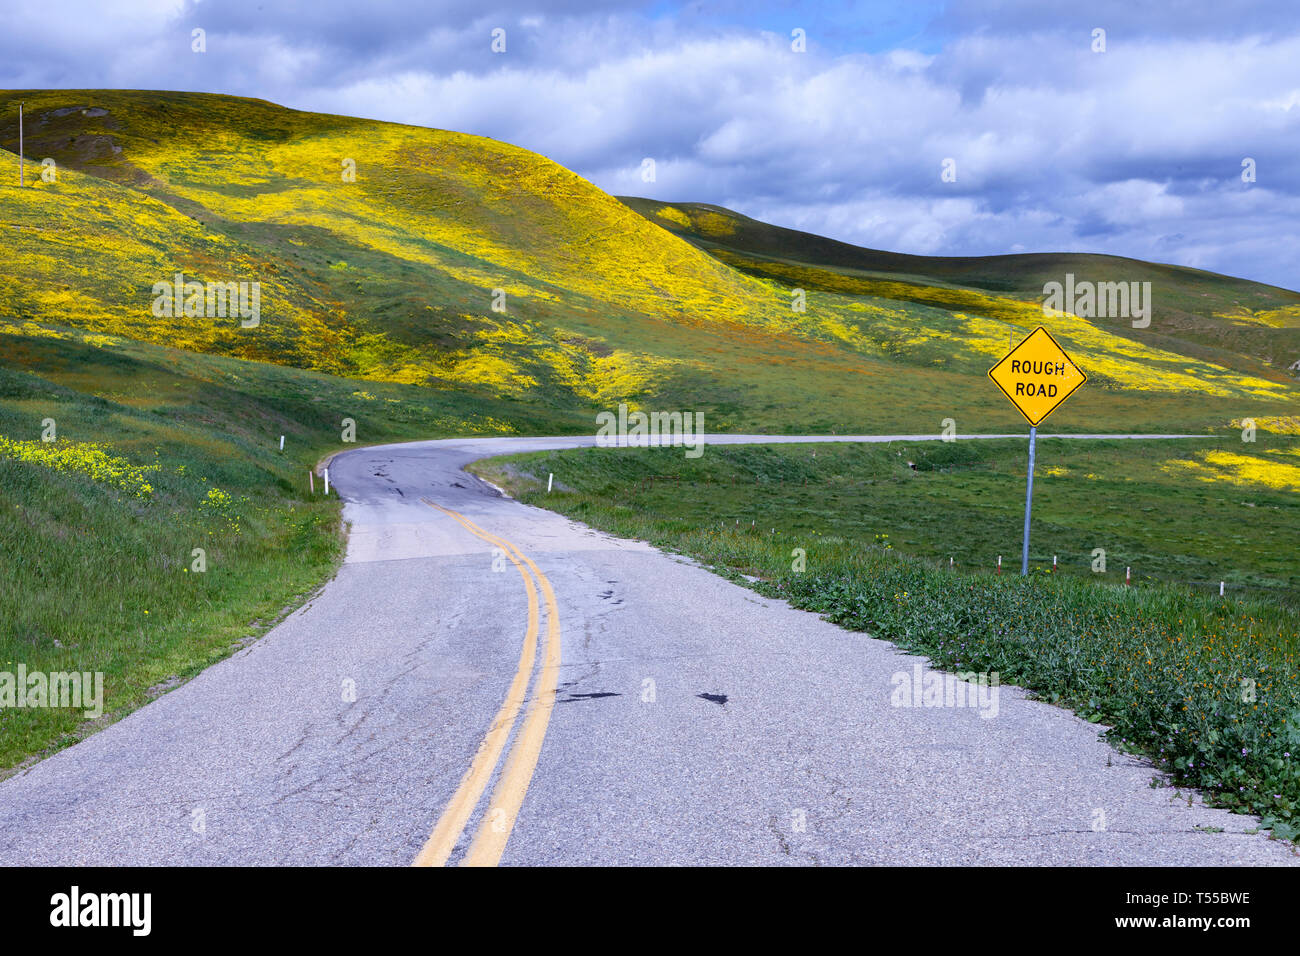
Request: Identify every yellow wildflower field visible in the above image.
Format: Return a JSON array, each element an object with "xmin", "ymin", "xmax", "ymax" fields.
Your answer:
[
  {"xmin": 1162, "ymin": 449, "xmax": 1300, "ymax": 493},
  {"xmin": 0, "ymin": 436, "xmax": 156, "ymax": 498}
]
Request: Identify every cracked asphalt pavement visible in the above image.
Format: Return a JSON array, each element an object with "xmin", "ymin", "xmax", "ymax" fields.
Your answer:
[{"xmin": 0, "ymin": 434, "xmax": 1294, "ymax": 865}]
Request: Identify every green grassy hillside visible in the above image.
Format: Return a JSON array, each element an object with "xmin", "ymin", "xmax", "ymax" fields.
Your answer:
[
  {"xmin": 0, "ymin": 90, "xmax": 898, "ymax": 430},
  {"xmin": 620, "ymin": 197, "xmax": 1300, "ymax": 385},
  {"xmin": 0, "ymin": 325, "xmax": 583, "ymax": 771},
  {"xmin": 1, "ymin": 90, "xmax": 1296, "ymax": 437}
]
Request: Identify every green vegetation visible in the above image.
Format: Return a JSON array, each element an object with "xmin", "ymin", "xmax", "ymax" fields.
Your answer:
[
  {"xmin": 622, "ymin": 196, "xmax": 1300, "ymax": 381},
  {"xmin": 0, "ymin": 91, "xmax": 1295, "ymax": 437},
  {"xmin": 472, "ymin": 442, "xmax": 1300, "ymax": 838},
  {"xmin": 475, "ymin": 439, "xmax": 1300, "ymax": 606},
  {"xmin": 0, "ymin": 328, "xmax": 583, "ymax": 771}
]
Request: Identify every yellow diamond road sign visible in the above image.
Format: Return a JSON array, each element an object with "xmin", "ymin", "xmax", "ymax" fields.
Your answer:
[{"xmin": 988, "ymin": 326, "xmax": 1086, "ymax": 426}]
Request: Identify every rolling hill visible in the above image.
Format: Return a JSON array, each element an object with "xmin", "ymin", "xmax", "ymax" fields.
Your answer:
[
  {"xmin": 619, "ymin": 196, "xmax": 1300, "ymax": 382},
  {"xmin": 1, "ymin": 89, "xmax": 1298, "ymax": 437}
]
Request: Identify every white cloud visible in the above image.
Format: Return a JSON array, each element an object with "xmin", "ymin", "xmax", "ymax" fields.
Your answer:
[
  {"xmin": 1087, "ymin": 181, "xmax": 1186, "ymax": 226},
  {"xmin": 1, "ymin": 1, "xmax": 1298, "ymax": 287}
]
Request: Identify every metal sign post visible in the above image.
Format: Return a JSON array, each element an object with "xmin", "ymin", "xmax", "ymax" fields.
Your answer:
[
  {"xmin": 18, "ymin": 101, "xmax": 24, "ymax": 186},
  {"xmin": 1021, "ymin": 426, "xmax": 1037, "ymax": 575}
]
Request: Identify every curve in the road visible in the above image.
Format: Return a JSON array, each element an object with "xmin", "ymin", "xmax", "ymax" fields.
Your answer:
[
  {"xmin": 337, "ymin": 431, "xmax": 1257, "ymax": 866},
  {"xmin": 4, "ymin": 431, "xmax": 1289, "ymax": 868}
]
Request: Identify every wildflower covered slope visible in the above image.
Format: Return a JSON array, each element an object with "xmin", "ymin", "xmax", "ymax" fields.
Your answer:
[
  {"xmin": 1, "ymin": 90, "xmax": 1297, "ymax": 433},
  {"xmin": 0, "ymin": 436, "xmax": 156, "ymax": 498}
]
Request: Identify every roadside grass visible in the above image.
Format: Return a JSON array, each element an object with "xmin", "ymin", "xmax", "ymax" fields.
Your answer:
[
  {"xmin": 472, "ymin": 440, "xmax": 1300, "ymax": 839},
  {"xmin": 0, "ymin": 329, "xmax": 586, "ymax": 772},
  {"xmin": 478, "ymin": 438, "xmax": 1300, "ymax": 606},
  {"xmin": 0, "ymin": 439, "xmax": 339, "ymax": 770}
]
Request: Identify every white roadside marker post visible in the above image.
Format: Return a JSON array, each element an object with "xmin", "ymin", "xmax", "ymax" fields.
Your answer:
[
  {"xmin": 279, "ymin": 435, "xmax": 285, "ymax": 451},
  {"xmin": 1220, "ymin": 581, "xmax": 1225, "ymax": 598},
  {"xmin": 547, "ymin": 473, "xmax": 553, "ymax": 493},
  {"xmin": 324, "ymin": 468, "xmax": 330, "ymax": 495},
  {"xmin": 309, "ymin": 471, "xmax": 314, "ymax": 494}
]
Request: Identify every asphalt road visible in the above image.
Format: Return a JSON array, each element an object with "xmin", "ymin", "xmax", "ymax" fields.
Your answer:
[{"xmin": 0, "ymin": 433, "xmax": 1294, "ymax": 866}]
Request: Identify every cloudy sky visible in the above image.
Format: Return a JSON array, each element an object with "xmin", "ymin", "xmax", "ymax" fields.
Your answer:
[{"xmin": 4, "ymin": 0, "xmax": 1299, "ymax": 288}]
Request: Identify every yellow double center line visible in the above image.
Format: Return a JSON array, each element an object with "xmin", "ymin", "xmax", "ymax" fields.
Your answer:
[{"xmin": 411, "ymin": 500, "xmax": 561, "ymax": 867}]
